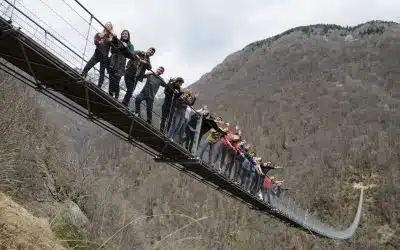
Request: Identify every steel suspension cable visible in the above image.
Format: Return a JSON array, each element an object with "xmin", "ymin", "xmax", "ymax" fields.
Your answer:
[
  {"xmin": 11, "ymin": 0, "xmax": 85, "ymax": 54},
  {"xmin": 60, "ymin": 0, "xmax": 94, "ymax": 27},
  {"xmin": 37, "ymin": 0, "xmax": 88, "ymax": 40}
]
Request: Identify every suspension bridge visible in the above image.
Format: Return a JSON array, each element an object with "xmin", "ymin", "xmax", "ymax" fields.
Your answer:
[{"xmin": 0, "ymin": 0, "xmax": 364, "ymax": 240}]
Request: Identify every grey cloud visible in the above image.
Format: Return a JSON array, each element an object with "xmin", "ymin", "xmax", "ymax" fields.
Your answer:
[{"xmin": 179, "ymin": 19, "xmax": 235, "ymax": 62}]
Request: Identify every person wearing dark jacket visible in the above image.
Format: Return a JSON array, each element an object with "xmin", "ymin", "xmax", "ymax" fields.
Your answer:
[
  {"xmin": 122, "ymin": 47, "xmax": 155, "ymax": 106},
  {"xmin": 255, "ymin": 161, "xmax": 283, "ymax": 196},
  {"xmin": 238, "ymin": 145, "xmax": 256, "ymax": 186},
  {"xmin": 81, "ymin": 22, "xmax": 114, "ymax": 87},
  {"xmin": 108, "ymin": 30, "xmax": 134, "ymax": 99},
  {"xmin": 134, "ymin": 67, "xmax": 165, "ymax": 124},
  {"xmin": 183, "ymin": 111, "xmax": 228, "ymax": 152},
  {"xmin": 197, "ymin": 127, "xmax": 226, "ymax": 165},
  {"xmin": 160, "ymin": 77, "xmax": 184, "ymax": 132},
  {"xmin": 199, "ymin": 115, "xmax": 227, "ymax": 142}
]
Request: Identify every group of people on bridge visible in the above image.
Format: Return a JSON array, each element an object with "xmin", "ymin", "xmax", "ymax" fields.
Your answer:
[{"xmin": 80, "ymin": 22, "xmax": 286, "ymax": 203}]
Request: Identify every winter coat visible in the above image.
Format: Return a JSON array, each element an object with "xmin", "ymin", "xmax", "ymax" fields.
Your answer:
[
  {"xmin": 94, "ymin": 32, "xmax": 112, "ymax": 57},
  {"xmin": 108, "ymin": 37, "xmax": 134, "ymax": 77},
  {"xmin": 139, "ymin": 73, "xmax": 166, "ymax": 100},
  {"xmin": 125, "ymin": 51, "xmax": 152, "ymax": 80},
  {"xmin": 175, "ymin": 93, "xmax": 196, "ymax": 111}
]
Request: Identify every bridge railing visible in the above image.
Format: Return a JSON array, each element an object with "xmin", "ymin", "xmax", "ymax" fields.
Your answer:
[
  {"xmin": 0, "ymin": 0, "xmax": 200, "ymax": 152},
  {"xmin": 0, "ymin": 0, "xmax": 363, "ymax": 239},
  {"xmin": 194, "ymin": 145, "xmax": 363, "ymax": 239},
  {"xmin": 1, "ymin": 0, "xmax": 93, "ymax": 69}
]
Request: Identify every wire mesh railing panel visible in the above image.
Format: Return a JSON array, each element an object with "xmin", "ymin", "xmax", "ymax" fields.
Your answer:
[
  {"xmin": 0, "ymin": 0, "xmax": 184, "ymax": 133},
  {"xmin": 1, "ymin": 0, "xmax": 86, "ymax": 68},
  {"xmin": 1, "ymin": 0, "xmax": 209, "ymax": 137},
  {"xmin": 191, "ymin": 136, "xmax": 364, "ymax": 239}
]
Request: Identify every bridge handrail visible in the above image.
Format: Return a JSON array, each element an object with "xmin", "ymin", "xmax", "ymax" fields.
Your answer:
[
  {"xmin": 0, "ymin": 0, "xmax": 195, "ymax": 135},
  {"xmin": 2, "ymin": 0, "xmax": 87, "ymax": 64}
]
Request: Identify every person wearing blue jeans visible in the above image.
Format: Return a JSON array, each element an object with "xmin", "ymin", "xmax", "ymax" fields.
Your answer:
[
  {"xmin": 197, "ymin": 128, "xmax": 223, "ymax": 165},
  {"xmin": 231, "ymin": 154, "xmax": 244, "ymax": 183},
  {"xmin": 249, "ymin": 157, "xmax": 263, "ymax": 194},
  {"xmin": 167, "ymin": 90, "xmax": 196, "ymax": 141},
  {"xmin": 168, "ymin": 108, "xmax": 186, "ymax": 141},
  {"xmin": 240, "ymin": 157, "xmax": 252, "ymax": 189},
  {"xmin": 237, "ymin": 147, "xmax": 255, "ymax": 185},
  {"xmin": 233, "ymin": 155, "xmax": 245, "ymax": 183},
  {"xmin": 247, "ymin": 165, "xmax": 257, "ymax": 192}
]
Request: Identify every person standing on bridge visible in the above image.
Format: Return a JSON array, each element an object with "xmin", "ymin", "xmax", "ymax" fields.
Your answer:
[
  {"xmin": 181, "ymin": 108, "xmax": 209, "ymax": 152},
  {"xmin": 197, "ymin": 113, "xmax": 226, "ymax": 143},
  {"xmin": 255, "ymin": 161, "xmax": 283, "ymax": 198},
  {"xmin": 263, "ymin": 176, "xmax": 284, "ymax": 203},
  {"xmin": 160, "ymin": 77, "xmax": 184, "ymax": 132},
  {"xmin": 182, "ymin": 109, "xmax": 227, "ymax": 152},
  {"xmin": 160, "ymin": 78, "xmax": 184, "ymax": 132},
  {"xmin": 108, "ymin": 30, "xmax": 134, "ymax": 100},
  {"xmin": 213, "ymin": 123, "xmax": 235, "ymax": 172},
  {"xmin": 239, "ymin": 149, "xmax": 257, "ymax": 188},
  {"xmin": 231, "ymin": 137, "xmax": 247, "ymax": 183},
  {"xmin": 122, "ymin": 47, "xmax": 155, "ymax": 107},
  {"xmin": 196, "ymin": 117, "xmax": 226, "ymax": 166},
  {"xmin": 134, "ymin": 66, "xmax": 165, "ymax": 124},
  {"xmin": 81, "ymin": 22, "xmax": 114, "ymax": 88},
  {"xmin": 224, "ymin": 128, "xmax": 242, "ymax": 179},
  {"xmin": 167, "ymin": 89, "xmax": 196, "ymax": 141}
]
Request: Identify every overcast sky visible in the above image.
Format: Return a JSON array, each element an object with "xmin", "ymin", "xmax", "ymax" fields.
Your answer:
[{"xmin": 5, "ymin": 0, "xmax": 400, "ymax": 86}]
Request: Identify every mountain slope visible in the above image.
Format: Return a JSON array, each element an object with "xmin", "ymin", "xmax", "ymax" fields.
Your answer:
[{"xmin": 190, "ymin": 20, "xmax": 400, "ymax": 248}]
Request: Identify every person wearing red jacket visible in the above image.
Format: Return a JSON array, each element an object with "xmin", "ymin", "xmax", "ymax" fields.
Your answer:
[
  {"xmin": 232, "ymin": 140, "xmax": 248, "ymax": 183},
  {"xmin": 224, "ymin": 132, "xmax": 242, "ymax": 179},
  {"xmin": 254, "ymin": 162, "xmax": 283, "ymax": 198},
  {"xmin": 227, "ymin": 126, "xmax": 245, "ymax": 181},
  {"xmin": 263, "ymin": 176, "xmax": 284, "ymax": 203},
  {"xmin": 212, "ymin": 123, "xmax": 234, "ymax": 172}
]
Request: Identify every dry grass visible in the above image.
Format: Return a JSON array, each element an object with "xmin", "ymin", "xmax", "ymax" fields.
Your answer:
[{"xmin": 0, "ymin": 192, "xmax": 65, "ymax": 250}]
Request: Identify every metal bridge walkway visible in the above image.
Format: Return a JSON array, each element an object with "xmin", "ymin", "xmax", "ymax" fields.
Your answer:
[{"xmin": 0, "ymin": 0, "xmax": 363, "ymax": 240}]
